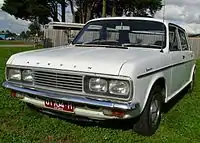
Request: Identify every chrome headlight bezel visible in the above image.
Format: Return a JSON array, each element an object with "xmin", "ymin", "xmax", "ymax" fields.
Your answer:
[
  {"xmin": 89, "ymin": 78, "xmax": 108, "ymax": 93},
  {"xmin": 22, "ymin": 70, "xmax": 33, "ymax": 83},
  {"xmin": 84, "ymin": 76, "xmax": 132, "ymax": 99},
  {"xmin": 7, "ymin": 68, "xmax": 33, "ymax": 84},
  {"xmin": 109, "ymin": 80, "xmax": 130, "ymax": 96},
  {"xmin": 7, "ymin": 68, "xmax": 21, "ymax": 81}
]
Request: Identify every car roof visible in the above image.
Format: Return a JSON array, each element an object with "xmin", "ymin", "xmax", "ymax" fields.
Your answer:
[{"xmin": 87, "ymin": 17, "xmax": 185, "ymax": 32}]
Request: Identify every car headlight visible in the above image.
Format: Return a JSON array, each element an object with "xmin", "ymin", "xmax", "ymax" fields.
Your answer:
[
  {"xmin": 7, "ymin": 69, "xmax": 21, "ymax": 81},
  {"xmin": 89, "ymin": 78, "xmax": 108, "ymax": 93},
  {"xmin": 22, "ymin": 70, "xmax": 33, "ymax": 82},
  {"xmin": 109, "ymin": 80, "xmax": 130, "ymax": 96}
]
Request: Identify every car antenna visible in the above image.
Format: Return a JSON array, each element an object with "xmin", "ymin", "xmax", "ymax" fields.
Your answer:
[{"xmin": 160, "ymin": 0, "xmax": 166, "ymax": 53}]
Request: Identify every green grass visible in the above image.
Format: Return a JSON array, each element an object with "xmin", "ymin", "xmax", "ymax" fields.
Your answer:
[
  {"xmin": 0, "ymin": 40, "xmax": 32, "ymax": 45},
  {"xmin": 1, "ymin": 47, "xmax": 200, "ymax": 143}
]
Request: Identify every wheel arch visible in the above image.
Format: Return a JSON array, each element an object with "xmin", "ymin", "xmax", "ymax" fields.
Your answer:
[
  {"xmin": 141, "ymin": 75, "xmax": 167, "ymax": 112},
  {"xmin": 190, "ymin": 64, "xmax": 196, "ymax": 82}
]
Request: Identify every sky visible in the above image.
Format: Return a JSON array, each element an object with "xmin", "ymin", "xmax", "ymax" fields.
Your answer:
[
  {"xmin": 0, "ymin": 0, "xmax": 200, "ymax": 34},
  {"xmin": 155, "ymin": 0, "xmax": 200, "ymax": 34}
]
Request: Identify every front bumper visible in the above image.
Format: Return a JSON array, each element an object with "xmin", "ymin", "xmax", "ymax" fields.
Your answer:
[{"xmin": 3, "ymin": 81, "xmax": 140, "ymax": 120}]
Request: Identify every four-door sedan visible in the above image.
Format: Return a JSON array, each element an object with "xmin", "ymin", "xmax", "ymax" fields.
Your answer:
[{"xmin": 3, "ymin": 17, "xmax": 195, "ymax": 136}]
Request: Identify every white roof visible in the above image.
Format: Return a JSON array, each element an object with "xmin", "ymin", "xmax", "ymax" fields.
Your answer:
[{"xmin": 87, "ymin": 17, "xmax": 184, "ymax": 30}]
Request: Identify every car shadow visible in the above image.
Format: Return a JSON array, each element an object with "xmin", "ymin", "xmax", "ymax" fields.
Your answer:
[
  {"xmin": 40, "ymin": 108, "xmax": 135, "ymax": 131},
  {"xmin": 26, "ymin": 88, "xmax": 189, "ymax": 131},
  {"xmin": 162, "ymin": 88, "xmax": 188, "ymax": 113}
]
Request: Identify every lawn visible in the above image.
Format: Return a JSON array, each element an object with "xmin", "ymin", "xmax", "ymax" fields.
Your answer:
[
  {"xmin": 1, "ymin": 47, "xmax": 200, "ymax": 143},
  {"xmin": 0, "ymin": 40, "xmax": 32, "ymax": 45}
]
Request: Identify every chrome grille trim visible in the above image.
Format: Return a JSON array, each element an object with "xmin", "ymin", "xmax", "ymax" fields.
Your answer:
[
  {"xmin": 34, "ymin": 77, "xmax": 82, "ymax": 85},
  {"xmin": 34, "ymin": 75, "xmax": 83, "ymax": 83},
  {"xmin": 33, "ymin": 71, "xmax": 83, "ymax": 92},
  {"xmin": 35, "ymin": 80, "xmax": 82, "ymax": 88},
  {"xmin": 34, "ymin": 72, "xmax": 83, "ymax": 79}
]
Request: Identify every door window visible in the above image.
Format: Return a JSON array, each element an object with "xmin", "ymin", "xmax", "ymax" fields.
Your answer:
[
  {"xmin": 169, "ymin": 26, "xmax": 180, "ymax": 51},
  {"xmin": 178, "ymin": 29, "xmax": 189, "ymax": 51}
]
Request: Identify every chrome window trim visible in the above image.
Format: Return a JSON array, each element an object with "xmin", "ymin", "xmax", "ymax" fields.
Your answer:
[{"xmin": 6, "ymin": 65, "xmax": 133, "ymax": 102}]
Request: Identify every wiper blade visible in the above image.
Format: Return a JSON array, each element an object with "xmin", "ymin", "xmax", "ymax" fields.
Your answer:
[
  {"xmin": 123, "ymin": 43, "xmax": 162, "ymax": 49},
  {"xmin": 85, "ymin": 39, "xmax": 119, "ymax": 44}
]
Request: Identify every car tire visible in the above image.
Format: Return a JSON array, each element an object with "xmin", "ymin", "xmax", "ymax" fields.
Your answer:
[{"xmin": 133, "ymin": 85, "xmax": 163, "ymax": 136}]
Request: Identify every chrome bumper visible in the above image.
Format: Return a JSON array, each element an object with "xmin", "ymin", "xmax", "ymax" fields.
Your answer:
[{"xmin": 3, "ymin": 81, "xmax": 140, "ymax": 120}]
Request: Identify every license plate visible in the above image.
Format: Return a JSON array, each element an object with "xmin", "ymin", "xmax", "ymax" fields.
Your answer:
[{"xmin": 44, "ymin": 100, "xmax": 74, "ymax": 113}]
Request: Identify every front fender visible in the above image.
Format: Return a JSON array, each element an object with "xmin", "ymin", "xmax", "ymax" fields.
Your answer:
[{"xmin": 139, "ymin": 73, "xmax": 166, "ymax": 112}]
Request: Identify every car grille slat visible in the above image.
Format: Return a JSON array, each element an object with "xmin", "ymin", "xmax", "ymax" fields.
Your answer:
[
  {"xmin": 33, "ymin": 71, "xmax": 83, "ymax": 93},
  {"xmin": 35, "ymin": 80, "xmax": 82, "ymax": 88},
  {"xmin": 34, "ymin": 75, "xmax": 83, "ymax": 84},
  {"xmin": 36, "ymin": 82, "xmax": 83, "ymax": 91},
  {"xmin": 34, "ymin": 73, "xmax": 82, "ymax": 80}
]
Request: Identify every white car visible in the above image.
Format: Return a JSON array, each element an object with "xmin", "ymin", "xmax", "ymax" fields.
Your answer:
[{"xmin": 3, "ymin": 17, "xmax": 195, "ymax": 136}]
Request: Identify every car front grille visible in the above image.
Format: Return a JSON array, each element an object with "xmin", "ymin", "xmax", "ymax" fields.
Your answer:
[{"xmin": 33, "ymin": 70, "xmax": 83, "ymax": 93}]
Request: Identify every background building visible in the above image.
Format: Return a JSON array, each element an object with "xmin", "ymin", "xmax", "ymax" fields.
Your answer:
[{"xmin": 0, "ymin": 32, "xmax": 8, "ymax": 40}]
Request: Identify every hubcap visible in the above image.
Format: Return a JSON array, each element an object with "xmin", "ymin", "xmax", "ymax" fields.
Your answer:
[{"xmin": 150, "ymin": 96, "xmax": 160, "ymax": 126}]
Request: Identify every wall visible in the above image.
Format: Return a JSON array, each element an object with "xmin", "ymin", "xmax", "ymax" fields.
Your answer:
[
  {"xmin": 44, "ymin": 29, "xmax": 82, "ymax": 48},
  {"xmin": 188, "ymin": 38, "xmax": 200, "ymax": 58}
]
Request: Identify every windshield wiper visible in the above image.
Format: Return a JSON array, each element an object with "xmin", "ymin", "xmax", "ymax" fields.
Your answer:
[
  {"xmin": 123, "ymin": 43, "xmax": 162, "ymax": 49},
  {"xmin": 74, "ymin": 43, "xmax": 128, "ymax": 49},
  {"xmin": 83, "ymin": 39, "xmax": 120, "ymax": 45}
]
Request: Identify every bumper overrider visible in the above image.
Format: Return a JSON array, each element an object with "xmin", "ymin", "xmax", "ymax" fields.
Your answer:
[{"xmin": 2, "ymin": 81, "xmax": 140, "ymax": 120}]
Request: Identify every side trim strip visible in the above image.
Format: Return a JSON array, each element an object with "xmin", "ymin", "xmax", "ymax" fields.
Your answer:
[{"xmin": 137, "ymin": 60, "xmax": 193, "ymax": 79}]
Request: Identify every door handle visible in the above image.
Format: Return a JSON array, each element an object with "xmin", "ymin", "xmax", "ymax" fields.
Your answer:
[{"xmin": 182, "ymin": 55, "xmax": 185, "ymax": 59}]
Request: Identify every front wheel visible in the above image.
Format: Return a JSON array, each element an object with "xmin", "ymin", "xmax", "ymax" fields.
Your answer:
[{"xmin": 133, "ymin": 85, "xmax": 163, "ymax": 136}]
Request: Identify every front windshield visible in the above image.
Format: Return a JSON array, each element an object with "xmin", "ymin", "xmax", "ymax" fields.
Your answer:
[{"xmin": 72, "ymin": 19, "xmax": 166, "ymax": 49}]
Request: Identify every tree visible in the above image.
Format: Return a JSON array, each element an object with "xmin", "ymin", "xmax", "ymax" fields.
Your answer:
[
  {"xmin": 2, "ymin": 0, "xmax": 51, "ymax": 24},
  {"xmin": 20, "ymin": 31, "xmax": 26, "ymax": 39},
  {"xmin": 59, "ymin": 0, "xmax": 68, "ymax": 22},
  {"xmin": 75, "ymin": 0, "xmax": 102, "ymax": 23},
  {"xmin": 2, "ymin": 0, "xmax": 68, "ymax": 24},
  {"xmin": 118, "ymin": 0, "xmax": 162, "ymax": 17},
  {"xmin": 20, "ymin": 31, "xmax": 30, "ymax": 39},
  {"xmin": 68, "ymin": 0, "xmax": 75, "ymax": 22},
  {"xmin": 102, "ymin": 0, "xmax": 106, "ymax": 17},
  {"xmin": 2, "ymin": 0, "xmax": 162, "ymax": 24},
  {"xmin": 5, "ymin": 30, "xmax": 17, "ymax": 37},
  {"xmin": 74, "ymin": 0, "xmax": 162, "ymax": 23},
  {"xmin": 28, "ymin": 20, "xmax": 41, "ymax": 36}
]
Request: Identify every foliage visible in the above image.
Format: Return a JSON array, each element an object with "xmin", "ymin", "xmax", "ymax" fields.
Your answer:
[
  {"xmin": 74, "ymin": 0, "xmax": 162, "ymax": 23},
  {"xmin": 2, "ymin": 0, "xmax": 51, "ymax": 24},
  {"xmin": 20, "ymin": 31, "xmax": 31, "ymax": 39},
  {"xmin": 2, "ymin": 0, "xmax": 162, "ymax": 24},
  {"xmin": 28, "ymin": 21, "xmax": 41, "ymax": 36},
  {"xmin": 19, "ymin": 20, "xmax": 42, "ymax": 39}
]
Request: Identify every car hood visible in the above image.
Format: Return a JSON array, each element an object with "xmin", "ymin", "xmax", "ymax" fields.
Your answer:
[{"xmin": 8, "ymin": 46, "xmax": 160, "ymax": 75}]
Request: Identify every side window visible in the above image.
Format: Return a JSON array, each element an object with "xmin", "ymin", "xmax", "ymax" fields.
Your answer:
[
  {"xmin": 178, "ymin": 29, "xmax": 189, "ymax": 51},
  {"xmin": 169, "ymin": 26, "xmax": 180, "ymax": 51}
]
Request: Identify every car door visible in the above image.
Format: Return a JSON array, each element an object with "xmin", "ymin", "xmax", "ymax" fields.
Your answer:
[
  {"xmin": 169, "ymin": 25, "xmax": 186, "ymax": 95},
  {"xmin": 178, "ymin": 28, "xmax": 194, "ymax": 84}
]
